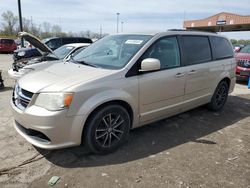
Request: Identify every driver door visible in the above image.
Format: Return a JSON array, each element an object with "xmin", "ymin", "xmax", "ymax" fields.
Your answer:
[{"xmin": 138, "ymin": 36, "xmax": 186, "ymax": 124}]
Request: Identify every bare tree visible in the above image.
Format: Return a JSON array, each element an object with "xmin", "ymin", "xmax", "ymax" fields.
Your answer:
[
  {"xmin": 1, "ymin": 10, "xmax": 18, "ymax": 35},
  {"xmin": 41, "ymin": 22, "xmax": 52, "ymax": 38},
  {"xmin": 43, "ymin": 22, "xmax": 51, "ymax": 33},
  {"xmin": 0, "ymin": 11, "xmax": 109, "ymax": 39},
  {"xmin": 22, "ymin": 17, "xmax": 31, "ymax": 33},
  {"xmin": 51, "ymin": 24, "xmax": 62, "ymax": 36},
  {"xmin": 76, "ymin": 30, "xmax": 104, "ymax": 39},
  {"xmin": 30, "ymin": 23, "xmax": 41, "ymax": 37}
]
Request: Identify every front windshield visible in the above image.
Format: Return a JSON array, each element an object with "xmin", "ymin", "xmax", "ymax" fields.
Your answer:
[
  {"xmin": 240, "ymin": 44, "xmax": 250, "ymax": 53},
  {"xmin": 47, "ymin": 45, "xmax": 75, "ymax": 59},
  {"xmin": 52, "ymin": 45, "xmax": 75, "ymax": 59},
  {"xmin": 72, "ymin": 34, "xmax": 152, "ymax": 69}
]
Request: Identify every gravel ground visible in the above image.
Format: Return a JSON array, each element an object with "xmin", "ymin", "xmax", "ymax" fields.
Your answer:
[{"xmin": 0, "ymin": 54, "xmax": 249, "ymax": 188}]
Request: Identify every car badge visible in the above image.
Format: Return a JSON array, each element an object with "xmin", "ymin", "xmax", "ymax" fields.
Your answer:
[{"xmin": 244, "ymin": 61, "xmax": 250, "ymax": 66}]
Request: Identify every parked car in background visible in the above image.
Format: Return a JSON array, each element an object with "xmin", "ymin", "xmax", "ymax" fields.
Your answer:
[
  {"xmin": 9, "ymin": 42, "xmax": 90, "ymax": 79},
  {"xmin": 235, "ymin": 44, "xmax": 250, "ymax": 81},
  {"xmin": 0, "ymin": 38, "xmax": 17, "ymax": 53},
  {"xmin": 42, "ymin": 36, "xmax": 92, "ymax": 51},
  {"xmin": 11, "ymin": 31, "xmax": 235, "ymax": 154},
  {"xmin": 13, "ymin": 32, "xmax": 93, "ymax": 62},
  {"xmin": 233, "ymin": 44, "xmax": 245, "ymax": 53},
  {"xmin": 13, "ymin": 48, "xmax": 41, "ymax": 62},
  {"xmin": 15, "ymin": 39, "xmax": 32, "ymax": 49}
]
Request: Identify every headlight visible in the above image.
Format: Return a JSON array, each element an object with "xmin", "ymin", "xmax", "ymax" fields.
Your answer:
[
  {"xmin": 17, "ymin": 51, "xmax": 25, "ymax": 56},
  {"xmin": 34, "ymin": 92, "xmax": 74, "ymax": 111},
  {"xmin": 19, "ymin": 68, "xmax": 34, "ymax": 75}
]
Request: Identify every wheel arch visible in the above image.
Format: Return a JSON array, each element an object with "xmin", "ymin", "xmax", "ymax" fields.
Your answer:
[
  {"xmin": 81, "ymin": 99, "xmax": 134, "ymax": 144},
  {"xmin": 220, "ymin": 77, "xmax": 231, "ymax": 87}
]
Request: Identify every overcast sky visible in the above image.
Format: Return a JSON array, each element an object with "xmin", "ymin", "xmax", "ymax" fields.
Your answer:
[{"xmin": 1, "ymin": 0, "xmax": 250, "ymax": 39}]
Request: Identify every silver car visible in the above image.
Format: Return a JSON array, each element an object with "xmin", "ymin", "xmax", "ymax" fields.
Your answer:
[
  {"xmin": 11, "ymin": 31, "xmax": 236, "ymax": 154},
  {"xmin": 8, "ymin": 32, "xmax": 90, "ymax": 79}
]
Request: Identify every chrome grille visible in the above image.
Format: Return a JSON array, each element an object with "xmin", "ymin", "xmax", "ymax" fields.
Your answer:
[
  {"xmin": 12, "ymin": 84, "xmax": 33, "ymax": 110},
  {"xmin": 238, "ymin": 59, "xmax": 250, "ymax": 68}
]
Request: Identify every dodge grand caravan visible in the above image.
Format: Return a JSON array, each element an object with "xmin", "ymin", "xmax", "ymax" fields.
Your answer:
[{"xmin": 11, "ymin": 31, "xmax": 236, "ymax": 154}]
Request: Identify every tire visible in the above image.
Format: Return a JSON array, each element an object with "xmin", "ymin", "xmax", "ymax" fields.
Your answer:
[
  {"xmin": 84, "ymin": 104, "xmax": 130, "ymax": 154},
  {"xmin": 207, "ymin": 81, "xmax": 229, "ymax": 111}
]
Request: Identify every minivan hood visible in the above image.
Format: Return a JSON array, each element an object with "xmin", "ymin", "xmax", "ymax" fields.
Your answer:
[
  {"xmin": 18, "ymin": 32, "xmax": 54, "ymax": 54},
  {"xmin": 18, "ymin": 62, "xmax": 113, "ymax": 93}
]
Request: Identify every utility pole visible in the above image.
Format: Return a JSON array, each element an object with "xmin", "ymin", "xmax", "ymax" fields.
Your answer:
[
  {"xmin": 116, "ymin": 13, "xmax": 120, "ymax": 33},
  {"xmin": 121, "ymin": 21, "xmax": 124, "ymax": 33},
  {"xmin": 17, "ymin": 0, "xmax": 24, "ymax": 47},
  {"xmin": 100, "ymin": 25, "xmax": 102, "ymax": 39},
  {"xmin": 30, "ymin": 16, "xmax": 33, "ymax": 26}
]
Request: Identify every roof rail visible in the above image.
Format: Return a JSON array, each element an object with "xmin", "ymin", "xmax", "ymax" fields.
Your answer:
[
  {"xmin": 167, "ymin": 29, "xmax": 218, "ymax": 34},
  {"xmin": 167, "ymin": 29, "xmax": 187, "ymax": 31}
]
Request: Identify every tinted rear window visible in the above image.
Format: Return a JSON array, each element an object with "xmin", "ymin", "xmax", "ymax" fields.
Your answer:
[
  {"xmin": 210, "ymin": 36, "xmax": 234, "ymax": 59},
  {"xmin": 60, "ymin": 38, "xmax": 92, "ymax": 45},
  {"xmin": 0, "ymin": 39, "xmax": 14, "ymax": 44},
  {"xmin": 182, "ymin": 36, "xmax": 212, "ymax": 65},
  {"xmin": 77, "ymin": 38, "xmax": 92, "ymax": 43},
  {"xmin": 62, "ymin": 38, "xmax": 76, "ymax": 44}
]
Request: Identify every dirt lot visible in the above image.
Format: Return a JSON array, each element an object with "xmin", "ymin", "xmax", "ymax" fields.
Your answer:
[{"xmin": 0, "ymin": 54, "xmax": 249, "ymax": 188}]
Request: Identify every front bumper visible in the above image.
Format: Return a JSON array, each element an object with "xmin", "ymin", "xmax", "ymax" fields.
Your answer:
[{"xmin": 11, "ymin": 101, "xmax": 86, "ymax": 149}]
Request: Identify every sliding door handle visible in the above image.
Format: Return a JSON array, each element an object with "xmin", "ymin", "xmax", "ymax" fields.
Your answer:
[
  {"xmin": 188, "ymin": 70, "xmax": 197, "ymax": 75},
  {"xmin": 175, "ymin": 72, "xmax": 185, "ymax": 77}
]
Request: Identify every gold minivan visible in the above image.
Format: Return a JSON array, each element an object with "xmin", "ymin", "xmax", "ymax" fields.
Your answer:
[{"xmin": 11, "ymin": 31, "xmax": 236, "ymax": 154}]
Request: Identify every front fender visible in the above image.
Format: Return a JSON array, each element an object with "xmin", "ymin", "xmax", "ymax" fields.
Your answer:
[{"xmin": 68, "ymin": 89, "xmax": 139, "ymax": 128}]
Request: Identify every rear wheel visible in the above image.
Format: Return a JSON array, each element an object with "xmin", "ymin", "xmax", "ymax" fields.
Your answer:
[
  {"xmin": 207, "ymin": 81, "xmax": 229, "ymax": 111},
  {"xmin": 84, "ymin": 105, "xmax": 130, "ymax": 154}
]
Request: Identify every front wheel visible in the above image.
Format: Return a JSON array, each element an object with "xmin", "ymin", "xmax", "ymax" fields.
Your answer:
[
  {"xmin": 207, "ymin": 81, "xmax": 229, "ymax": 111},
  {"xmin": 84, "ymin": 105, "xmax": 130, "ymax": 154}
]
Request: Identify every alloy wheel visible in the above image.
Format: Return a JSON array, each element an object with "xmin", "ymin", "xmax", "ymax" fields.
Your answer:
[
  {"xmin": 214, "ymin": 84, "xmax": 227, "ymax": 107},
  {"xmin": 95, "ymin": 113, "xmax": 125, "ymax": 148}
]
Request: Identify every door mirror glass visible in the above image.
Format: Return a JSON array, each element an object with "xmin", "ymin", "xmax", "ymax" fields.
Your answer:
[{"xmin": 139, "ymin": 58, "xmax": 161, "ymax": 72}]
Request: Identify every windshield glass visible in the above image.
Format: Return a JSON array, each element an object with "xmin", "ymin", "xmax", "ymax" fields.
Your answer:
[
  {"xmin": 72, "ymin": 34, "xmax": 152, "ymax": 69},
  {"xmin": 240, "ymin": 44, "xmax": 250, "ymax": 53},
  {"xmin": 47, "ymin": 45, "xmax": 75, "ymax": 59}
]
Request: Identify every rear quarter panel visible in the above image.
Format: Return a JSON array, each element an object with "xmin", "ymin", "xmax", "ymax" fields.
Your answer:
[{"xmin": 208, "ymin": 57, "xmax": 236, "ymax": 95}]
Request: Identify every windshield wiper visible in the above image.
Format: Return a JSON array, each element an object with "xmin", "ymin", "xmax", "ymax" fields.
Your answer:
[
  {"xmin": 69, "ymin": 55, "xmax": 98, "ymax": 68},
  {"xmin": 74, "ymin": 60, "xmax": 98, "ymax": 67}
]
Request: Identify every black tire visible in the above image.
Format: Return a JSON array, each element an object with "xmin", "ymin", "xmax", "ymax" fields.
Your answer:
[
  {"xmin": 84, "ymin": 104, "xmax": 130, "ymax": 154},
  {"xmin": 207, "ymin": 81, "xmax": 229, "ymax": 111}
]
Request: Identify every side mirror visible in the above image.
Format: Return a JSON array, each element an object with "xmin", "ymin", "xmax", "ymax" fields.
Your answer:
[
  {"xmin": 139, "ymin": 58, "xmax": 161, "ymax": 72},
  {"xmin": 235, "ymin": 48, "xmax": 240, "ymax": 53},
  {"xmin": 65, "ymin": 54, "xmax": 72, "ymax": 61}
]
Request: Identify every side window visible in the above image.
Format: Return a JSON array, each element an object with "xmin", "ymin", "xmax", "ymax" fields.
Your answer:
[
  {"xmin": 77, "ymin": 38, "xmax": 93, "ymax": 43},
  {"xmin": 62, "ymin": 38, "xmax": 76, "ymax": 44},
  {"xmin": 210, "ymin": 36, "xmax": 234, "ymax": 59},
  {"xmin": 142, "ymin": 37, "xmax": 180, "ymax": 69},
  {"xmin": 1, "ymin": 39, "xmax": 14, "ymax": 45},
  {"xmin": 182, "ymin": 36, "xmax": 212, "ymax": 65}
]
